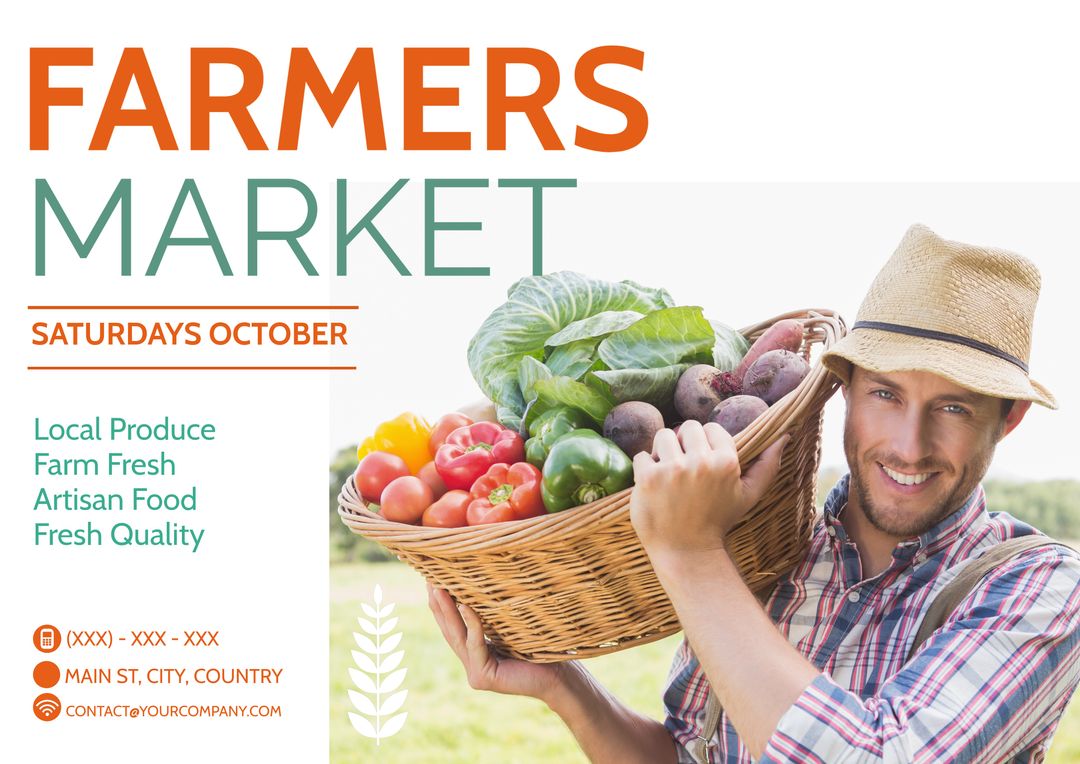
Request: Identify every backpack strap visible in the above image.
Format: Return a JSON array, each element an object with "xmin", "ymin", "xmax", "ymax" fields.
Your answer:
[{"xmin": 906, "ymin": 535, "xmax": 1065, "ymax": 664}]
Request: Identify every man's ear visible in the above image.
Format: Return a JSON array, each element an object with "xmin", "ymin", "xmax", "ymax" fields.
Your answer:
[{"xmin": 1000, "ymin": 400, "xmax": 1032, "ymax": 441}]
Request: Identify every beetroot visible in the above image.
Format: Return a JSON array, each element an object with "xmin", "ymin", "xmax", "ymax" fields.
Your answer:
[
  {"xmin": 713, "ymin": 370, "xmax": 743, "ymax": 398},
  {"xmin": 708, "ymin": 395, "xmax": 769, "ymax": 436},
  {"xmin": 742, "ymin": 349, "xmax": 810, "ymax": 405},
  {"xmin": 674, "ymin": 364, "xmax": 725, "ymax": 422},
  {"xmin": 734, "ymin": 319, "xmax": 804, "ymax": 383},
  {"xmin": 604, "ymin": 401, "xmax": 665, "ymax": 457}
]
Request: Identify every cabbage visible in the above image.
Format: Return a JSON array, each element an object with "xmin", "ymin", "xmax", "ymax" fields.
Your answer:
[
  {"xmin": 467, "ymin": 272, "xmax": 748, "ymax": 428},
  {"xmin": 467, "ymin": 273, "xmax": 673, "ymax": 424}
]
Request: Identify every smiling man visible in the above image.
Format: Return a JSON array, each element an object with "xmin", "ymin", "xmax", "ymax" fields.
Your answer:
[{"xmin": 428, "ymin": 225, "xmax": 1080, "ymax": 763}]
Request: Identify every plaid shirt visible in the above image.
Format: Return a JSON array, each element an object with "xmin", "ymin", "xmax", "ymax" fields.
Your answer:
[{"xmin": 663, "ymin": 475, "xmax": 1080, "ymax": 763}]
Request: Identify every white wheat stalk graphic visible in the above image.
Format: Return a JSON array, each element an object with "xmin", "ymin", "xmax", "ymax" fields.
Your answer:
[{"xmin": 348, "ymin": 584, "xmax": 408, "ymax": 744}]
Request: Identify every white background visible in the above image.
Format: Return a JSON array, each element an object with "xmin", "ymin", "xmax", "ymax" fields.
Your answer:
[{"xmin": 2, "ymin": 2, "xmax": 1079, "ymax": 762}]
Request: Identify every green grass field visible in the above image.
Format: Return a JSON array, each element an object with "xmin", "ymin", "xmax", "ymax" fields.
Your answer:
[{"xmin": 330, "ymin": 561, "xmax": 1080, "ymax": 763}]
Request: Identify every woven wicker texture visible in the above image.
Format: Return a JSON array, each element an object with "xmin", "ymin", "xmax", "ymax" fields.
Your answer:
[{"xmin": 339, "ymin": 309, "xmax": 846, "ymax": 662}]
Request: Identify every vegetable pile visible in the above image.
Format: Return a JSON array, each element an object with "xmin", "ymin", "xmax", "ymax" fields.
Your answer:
[{"xmin": 352, "ymin": 272, "xmax": 810, "ymax": 526}]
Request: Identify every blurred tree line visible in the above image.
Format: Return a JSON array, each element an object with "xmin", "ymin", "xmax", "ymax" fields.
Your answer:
[
  {"xmin": 982, "ymin": 478, "xmax": 1080, "ymax": 540},
  {"xmin": 332, "ymin": 453, "xmax": 1080, "ymax": 565}
]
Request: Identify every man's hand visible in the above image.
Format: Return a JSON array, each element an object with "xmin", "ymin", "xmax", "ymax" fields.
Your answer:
[
  {"xmin": 427, "ymin": 583, "xmax": 568, "ymax": 702},
  {"xmin": 629, "ymin": 421, "xmax": 789, "ymax": 560},
  {"xmin": 428, "ymin": 583, "xmax": 679, "ymax": 763}
]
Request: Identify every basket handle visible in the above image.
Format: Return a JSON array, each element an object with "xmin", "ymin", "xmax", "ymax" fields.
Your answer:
[{"xmin": 730, "ymin": 310, "xmax": 846, "ymax": 465}]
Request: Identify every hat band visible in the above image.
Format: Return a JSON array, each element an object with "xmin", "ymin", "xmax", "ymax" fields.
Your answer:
[{"xmin": 852, "ymin": 320, "xmax": 1029, "ymax": 373}]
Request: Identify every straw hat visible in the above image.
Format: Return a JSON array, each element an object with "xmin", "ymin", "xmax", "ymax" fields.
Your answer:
[{"xmin": 821, "ymin": 224, "xmax": 1057, "ymax": 409}]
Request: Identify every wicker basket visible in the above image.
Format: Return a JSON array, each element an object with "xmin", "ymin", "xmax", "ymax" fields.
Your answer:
[{"xmin": 339, "ymin": 309, "xmax": 846, "ymax": 662}]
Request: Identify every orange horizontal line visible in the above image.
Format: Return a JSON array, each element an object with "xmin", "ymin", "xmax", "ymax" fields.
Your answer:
[
  {"xmin": 27, "ymin": 305, "xmax": 359, "ymax": 310},
  {"xmin": 28, "ymin": 366, "xmax": 357, "ymax": 371}
]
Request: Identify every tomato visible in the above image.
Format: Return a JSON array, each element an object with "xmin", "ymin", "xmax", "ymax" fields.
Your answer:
[
  {"xmin": 428, "ymin": 412, "xmax": 474, "ymax": 455},
  {"xmin": 417, "ymin": 461, "xmax": 447, "ymax": 500},
  {"xmin": 353, "ymin": 452, "xmax": 410, "ymax": 503},
  {"xmin": 422, "ymin": 490, "xmax": 471, "ymax": 528},
  {"xmin": 380, "ymin": 476, "xmax": 434, "ymax": 524}
]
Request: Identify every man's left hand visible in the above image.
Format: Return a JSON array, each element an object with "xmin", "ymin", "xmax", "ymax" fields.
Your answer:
[{"xmin": 629, "ymin": 420, "xmax": 789, "ymax": 560}]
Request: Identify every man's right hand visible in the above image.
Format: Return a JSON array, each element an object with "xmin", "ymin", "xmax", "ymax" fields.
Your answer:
[
  {"xmin": 428, "ymin": 583, "xmax": 678, "ymax": 763},
  {"xmin": 427, "ymin": 583, "xmax": 571, "ymax": 703}
]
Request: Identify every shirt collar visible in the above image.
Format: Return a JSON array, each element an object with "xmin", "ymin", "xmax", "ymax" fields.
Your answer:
[{"xmin": 822, "ymin": 473, "xmax": 989, "ymax": 554}]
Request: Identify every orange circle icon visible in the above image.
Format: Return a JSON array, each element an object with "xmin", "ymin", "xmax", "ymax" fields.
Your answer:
[
  {"xmin": 34, "ymin": 693, "xmax": 61, "ymax": 721},
  {"xmin": 34, "ymin": 625, "xmax": 60, "ymax": 653},
  {"xmin": 34, "ymin": 661, "xmax": 60, "ymax": 688}
]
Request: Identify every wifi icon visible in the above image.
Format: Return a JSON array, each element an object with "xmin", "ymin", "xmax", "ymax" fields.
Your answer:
[{"xmin": 34, "ymin": 693, "xmax": 61, "ymax": 722}]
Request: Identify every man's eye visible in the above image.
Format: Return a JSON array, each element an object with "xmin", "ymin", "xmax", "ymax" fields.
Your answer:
[
  {"xmin": 943, "ymin": 404, "xmax": 970, "ymax": 415},
  {"xmin": 872, "ymin": 389, "xmax": 895, "ymax": 400}
]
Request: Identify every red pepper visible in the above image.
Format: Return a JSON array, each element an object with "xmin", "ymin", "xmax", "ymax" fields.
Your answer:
[
  {"xmin": 434, "ymin": 421, "xmax": 525, "ymax": 491},
  {"xmin": 466, "ymin": 462, "xmax": 545, "ymax": 525}
]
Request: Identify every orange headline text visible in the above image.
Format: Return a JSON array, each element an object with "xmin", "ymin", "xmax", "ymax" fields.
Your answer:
[{"xmin": 30, "ymin": 46, "xmax": 647, "ymax": 152}]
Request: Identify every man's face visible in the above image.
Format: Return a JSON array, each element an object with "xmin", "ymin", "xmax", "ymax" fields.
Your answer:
[{"xmin": 843, "ymin": 367, "xmax": 1014, "ymax": 539}]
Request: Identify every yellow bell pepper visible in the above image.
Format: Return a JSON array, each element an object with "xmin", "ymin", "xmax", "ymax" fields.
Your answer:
[{"xmin": 356, "ymin": 412, "xmax": 433, "ymax": 474}]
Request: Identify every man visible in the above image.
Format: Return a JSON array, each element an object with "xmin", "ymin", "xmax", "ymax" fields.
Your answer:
[{"xmin": 428, "ymin": 225, "xmax": 1080, "ymax": 762}]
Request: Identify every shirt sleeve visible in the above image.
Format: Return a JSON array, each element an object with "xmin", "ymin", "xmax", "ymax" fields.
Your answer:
[
  {"xmin": 662, "ymin": 637, "xmax": 710, "ymax": 762},
  {"xmin": 759, "ymin": 548, "xmax": 1080, "ymax": 764}
]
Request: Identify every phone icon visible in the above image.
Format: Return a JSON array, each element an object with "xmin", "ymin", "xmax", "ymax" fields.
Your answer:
[{"xmin": 34, "ymin": 624, "xmax": 60, "ymax": 653}]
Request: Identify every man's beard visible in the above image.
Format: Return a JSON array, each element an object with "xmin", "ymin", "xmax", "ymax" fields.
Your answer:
[{"xmin": 843, "ymin": 418, "xmax": 997, "ymax": 539}]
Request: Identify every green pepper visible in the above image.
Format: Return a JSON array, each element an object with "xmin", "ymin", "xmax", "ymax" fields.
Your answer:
[
  {"xmin": 541, "ymin": 429, "xmax": 634, "ymax": 512},
  {"xmin": 525, "ymin": 406, "xmax": 595, "ymax": 468}
]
